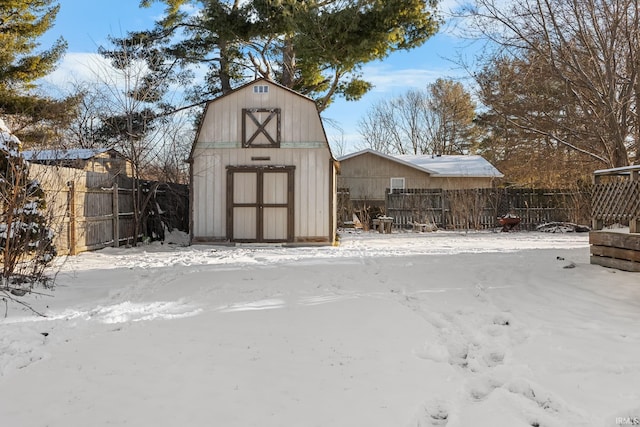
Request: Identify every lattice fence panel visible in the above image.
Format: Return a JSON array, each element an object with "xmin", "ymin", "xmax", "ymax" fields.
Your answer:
[{"xmin": 591, "ymin": 181, "xmax": 640, "ymax": 221}]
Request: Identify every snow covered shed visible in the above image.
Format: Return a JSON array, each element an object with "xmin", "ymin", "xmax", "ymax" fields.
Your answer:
[
  {"xmin": 337, "ymin": 149, "xmax": 503, "ymax": 206},
  {"xmin": 189, "ymin": 78, "xmax": 338, "ymax": 245}
]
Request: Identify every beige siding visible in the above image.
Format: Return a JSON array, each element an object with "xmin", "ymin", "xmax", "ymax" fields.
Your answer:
[
  {"xmin": 338, "ymin": 152, "xmax": 495, "ymax": 202},
  {"xmin": 263, "ymin": 207, "xmax": 287, "ymax": 240},
  {"xmin": 233, "ymin": 207, "xmax": 256, "ymax": 239},
  {"xmin": 234, "ymin": 172, "xmax": 257, "ymax": 203},
  {"xmin": 264, "ymin": 173, "xmax": 287, "ymax": 204},
  {"xmin": 192, "ymin": 153, "xmax": 222, "ymax": 238},
  {"xmin": 192, "ymin": 80, "xmax": 335, "ymax": 244},
  {"xmin": 197, "ymin": 82, "xmax": 326, "ymax": 145},
  {"xmin": 192, "ymin": 147, "xmax": 333, "ymax": 242}
]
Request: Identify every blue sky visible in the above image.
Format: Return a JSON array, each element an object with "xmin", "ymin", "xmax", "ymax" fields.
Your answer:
[{"xmin": 40, "ymin": 0, "xmax": 476, "ymax": 154}]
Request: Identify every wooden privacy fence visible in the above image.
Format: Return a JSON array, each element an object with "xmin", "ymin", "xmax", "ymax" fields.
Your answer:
[
  {"xmin": 336, "ymin": 187, "xmax": 590, "ymax": 230},
  {"xmin": 66, "ymin": 181, "xmax": 137, "ymax": 254},
  {"xmin": 30, "ymin": 163, "xmax": 188, "ymax": 256}
]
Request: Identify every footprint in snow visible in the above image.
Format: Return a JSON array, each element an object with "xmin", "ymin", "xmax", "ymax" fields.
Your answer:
[
  {"xmin": 467, "ymin": 375, "xmax": 504, "ymax": 401},
  {"xmin": 412, "ymin": 400, "xmax": 450, "ymax": 426}
]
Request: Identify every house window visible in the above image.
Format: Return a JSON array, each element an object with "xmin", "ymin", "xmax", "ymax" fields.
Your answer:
[
  {"xmin": 253, "ymin": 85, "xmax": 269, "ymax": 94},
  {"xmin": 390, "ymin": 177, "xmax": 405, "ymax": 193}
]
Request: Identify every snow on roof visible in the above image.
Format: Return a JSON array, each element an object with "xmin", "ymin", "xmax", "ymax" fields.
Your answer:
[
  {"xmin": 338, "ymin": 149, "xmax": 503, "ymax": 178},
  {"xmin": 396, "ymin": 154, "xmax": 503, "ymax": 178},
  {"xmin": 594, "ymin": 164, "xmax": 640, "ymax": 176},
  {"xmin": 21, "ymin": 148, "xmax": 111, "ymax": 162},
  {"xmin": 1, "ymin": 120, "xmax": 114, "ymax": 161}
]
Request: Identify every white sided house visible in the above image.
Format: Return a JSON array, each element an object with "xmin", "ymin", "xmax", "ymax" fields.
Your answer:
[{"xmin": 190, "ymin": 78, "xmax": 337, "ymax": 245}]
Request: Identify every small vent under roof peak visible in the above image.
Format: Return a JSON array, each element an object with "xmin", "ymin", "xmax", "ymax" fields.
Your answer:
[{"xmin": 253, "ymin": 85, "xmax": 269, "ymax": 94}]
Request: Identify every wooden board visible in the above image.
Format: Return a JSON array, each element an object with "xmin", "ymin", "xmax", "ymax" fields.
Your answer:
[
  {"xmin": 590, "ymin": 245, "xmax": 640, "ymax": 263},
  {"xmin": 589, "ymin": 231, "xmax": 640, "ymax": 251},
  {"xmin": 590, "ymin": 255, "xmax": 640, "ymax": 272}
]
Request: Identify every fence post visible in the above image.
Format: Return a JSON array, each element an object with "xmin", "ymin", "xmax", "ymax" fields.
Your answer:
[
  {"xmin": 112, "ymin": 182, "xmax": 120, "ymax": 247},
  {"xmin": 631, "ymin": 170, "xmax": 639, "ymax": 233},
  {"xmin": 591, "ymin": 173, "xmax": 604, "ymax": 231},
  {"xmin": 441, "ymin": 190, "xmax": 446, "ymax": 229},
  {"xmin": 67, "ymin": 181, "xmax": 77, "ymax": 255}
]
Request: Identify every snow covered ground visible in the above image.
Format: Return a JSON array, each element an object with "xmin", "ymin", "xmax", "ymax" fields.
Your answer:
[{"xmin": 1, "ymin": 229, "xmax": 639, "ymax": 427}]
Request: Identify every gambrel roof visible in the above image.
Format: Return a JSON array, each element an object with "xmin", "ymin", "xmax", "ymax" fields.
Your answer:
[
  {"xmin": 189, "ymin": 77, "xmax": 335, "ymax": 160},
  {"xmin": 338, "ymin": 149, "xmax": 503, "ymax": 178}
]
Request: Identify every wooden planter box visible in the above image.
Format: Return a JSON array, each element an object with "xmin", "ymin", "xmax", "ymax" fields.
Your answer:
[{"xmin": 590, "ymin": 231, "xmax": 640, "ymax": 272}]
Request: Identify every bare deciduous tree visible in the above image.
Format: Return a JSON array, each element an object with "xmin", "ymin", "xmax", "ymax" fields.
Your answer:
[
  {"xmin": 61, "ymin": 36, "xmax": 197, "ymax": 242},
  {"xmin": 357, "ymin": 97, "xmax": 412, "ymax": 154},
  {"xmin": 464, "ymin": 0, "xmax": 639, "ymax": 169},
  {"xmin": 357, "ymin": 79, "xmax": 478, "ymax": 155},
  {"xmin": 475, "ymin": 53, "xmax": 600, "ymax": 186}
]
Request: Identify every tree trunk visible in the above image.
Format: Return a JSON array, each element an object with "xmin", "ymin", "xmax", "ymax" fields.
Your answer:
[
  {"xmin": 219, "ymin": 39, "xmax": 233, "ymax": 95},
  {"xmin": 281, "ymin": 35, "xmax": 296, "ymax": 88}
]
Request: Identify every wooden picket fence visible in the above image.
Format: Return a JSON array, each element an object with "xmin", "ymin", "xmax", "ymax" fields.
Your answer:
[
  {"xmin": 30, "ymin": 163, "xmax": 188, "ymax": 256},
  {"xmin": 385, "ymin": 188, "xmax": 591, "ymax": 230},
  {"xmin": 338, "ymin": 187, "xmax": 591, "ymax": 231}
]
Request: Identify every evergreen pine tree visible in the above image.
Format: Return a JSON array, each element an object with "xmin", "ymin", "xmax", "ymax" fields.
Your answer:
[{"xmin": 0, "ymin": 0, "xmax": 76, "ymax": 146}]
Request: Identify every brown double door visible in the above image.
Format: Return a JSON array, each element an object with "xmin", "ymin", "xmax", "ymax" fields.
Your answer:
[{"xmin": 227, "ymin": 166, "xmax": 294, "ymax": 243}]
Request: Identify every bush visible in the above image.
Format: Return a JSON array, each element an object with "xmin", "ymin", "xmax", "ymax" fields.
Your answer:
[{"xmin": 0, "ymin": 119, "xmax": 56, "ymax": 297}]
